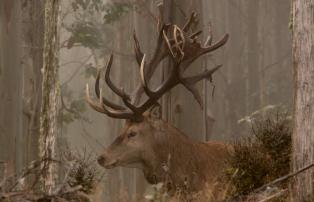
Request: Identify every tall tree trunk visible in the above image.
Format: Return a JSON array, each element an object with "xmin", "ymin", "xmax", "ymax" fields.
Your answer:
[
  {"xmin": 0, "ymin": 0, "xmax": 44, "ymax": 182},
  {"xmin": 291, "ymin": 0, "xmax": 314, "ymax": 201},
  {"xmin": 0, "ymin": 0, "xmax": 23, "ymax": 176},
  {"xmin": 39, "ymin": 0, "xmax": 60, "ymax": 193},
  {"xmin": 21, "ymin": 0, "xmax": 45, "ymax": 172},
  {"xmin": 247, "ymin": 0, "xmax": 260, "ymax": 113}
]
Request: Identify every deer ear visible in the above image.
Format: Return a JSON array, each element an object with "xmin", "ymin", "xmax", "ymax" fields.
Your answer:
[{"xmin": 149, "ymin": 104, "xmax": 162, "ymax": 120}]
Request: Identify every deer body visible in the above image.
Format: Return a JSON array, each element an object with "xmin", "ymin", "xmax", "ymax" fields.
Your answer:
[{"xmin": 97, "ymin": 116, "xmax": 230, "ymax": 193}]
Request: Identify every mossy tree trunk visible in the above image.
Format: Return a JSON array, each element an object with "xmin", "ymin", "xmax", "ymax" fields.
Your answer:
[
  {"xmin": 291, "ymin": 0, "xmax": 314, "ymax": 201},
  {"xmin": 39, "ymin": 0, "xmax": 60, "ymax": 193}
]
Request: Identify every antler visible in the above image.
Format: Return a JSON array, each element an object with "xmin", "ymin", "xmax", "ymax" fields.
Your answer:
[{"xmin": 86, "ymin": 10, "xmax": 229, "ymax": 121}]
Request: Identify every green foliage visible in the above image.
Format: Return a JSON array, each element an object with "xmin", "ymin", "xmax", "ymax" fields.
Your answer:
[
  {"xmin": 60, "ymin": 0, "xmax": 135, "ymax": 127},
  {"xmin": 65, "ymin": 0, "xmax": 133, "ymax": 50},
  {"xmin": 103, "ymin": 2, "xmax": 132, "ymax": 24},
  {"xmin": 66, "ymin": 22, "xmax": 105, "ymax": 49},
  {"xmin": 227, "ymin": 111, "xmax": 292, "ymax": 196},
  {"xmin": 71, "ymin": 0, "xmax": 105, "ymax": 12}
]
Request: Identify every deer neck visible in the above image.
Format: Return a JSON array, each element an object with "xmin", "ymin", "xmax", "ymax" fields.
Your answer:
[{"xmin": 141, "ymin": 121, "xmax": 207, "ymax": 190}]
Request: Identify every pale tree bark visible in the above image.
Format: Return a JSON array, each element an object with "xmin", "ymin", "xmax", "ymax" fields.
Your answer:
[
  {"xmin": 291, "ymin": 0, "xmax": 314, "ymax": 201},
  {"xmin": 39, "ymin": 0, "xmax": 60, "ymax": 193}
]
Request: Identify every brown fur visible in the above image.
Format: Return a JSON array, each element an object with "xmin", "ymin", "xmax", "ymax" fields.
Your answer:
[
  {"xmin": 98, "ymin": 115, "xmax": 231, "ymax": 195},
  {"xmin": 142, "ymin": 119, "xmax": 230, "ymax": 193}
]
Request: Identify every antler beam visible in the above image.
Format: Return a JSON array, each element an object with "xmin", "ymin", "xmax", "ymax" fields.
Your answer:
[{"xmin": 86, "ymin": 9, "xmax": 229, "ymax": 121}]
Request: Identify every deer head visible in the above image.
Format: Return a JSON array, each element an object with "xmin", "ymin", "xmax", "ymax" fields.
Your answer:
[{"xmin": 85, "ymin": 10, "xmax": 229, "ymax": 172}]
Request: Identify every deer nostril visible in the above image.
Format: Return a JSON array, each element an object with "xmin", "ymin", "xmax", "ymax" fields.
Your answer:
[{"xmin": 97, "ymin": 156, "xmax": 106, "ymax": 165}]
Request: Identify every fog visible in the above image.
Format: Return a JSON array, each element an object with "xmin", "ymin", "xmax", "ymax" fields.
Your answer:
[{"xmin": 0, "ymin": 0, "xmax": 292, "ymax": 201}]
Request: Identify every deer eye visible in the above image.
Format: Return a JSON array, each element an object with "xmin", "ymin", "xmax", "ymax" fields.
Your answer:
[{"xmin": 127, "ymin": 132, "xmax": 137, "ymax": 138}]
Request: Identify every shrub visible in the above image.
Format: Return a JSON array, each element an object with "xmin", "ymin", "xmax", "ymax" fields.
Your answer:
[{"xmin": 226, "ymin": 111, "xmax": 292, "ymax": 196}]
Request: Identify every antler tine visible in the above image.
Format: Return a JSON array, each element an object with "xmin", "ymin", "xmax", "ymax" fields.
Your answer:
[
  {"xmin": 140, "ymin": 54, "xmax": 155, "ymax": 98},
  {"xmin": 103, "ymin": 54, "xmax": 143, "ymax": 114},
  {"xmin": 86, "ymin": 84, "xmax": 107, "ymax": 114},
  {"xmin": 86, "ymin": 84, "xmax": 134, "ymax": 119},
  {"xmin": 135, "ymin": 63, "xmax": 179, "ymax": 114},
  {"xmin": 205, "ymin": 22, "xmax": 213, "ymax": 46},
  {"xmin": 173, "ymin": 25, "xmax": 185, "ymax": 59},
  {"xmin": 203, "ymin": 34, "xmax": 229, "ymax": 55},
  {"xmin": 132, "ymin": 25, "xmax": 171, "ymax": 105},
  {"xmin": 182, "ymin": 65, "xmax": 222, "ymax": 85},
  {"xmin": 133, "ymin": 31, "xmax": 144, "ymax": 66},
  {"xmin": 180, "ymin": 65, "xmax": 222, "ymax": 109},
  {"xmin": 95, "ymin": 69, "xmax": 126, "ymax": 110},
  {"xmin": 157, "ymin": 2, "xmax": 164, "ymax": 31},
  {"xmin": 190, "ymin": 30, "xmax": 202, "ymax": 40},
  {"xmin": 105, "ymin": 54, "xmax": 131, "ymax": 101},
  {"xmin": 182, "ymin": 82, "xmax": 204, "ymax": 109},
  {"xmin": 183, "ymin": 12, "xmax": 198, "ymax": 32},
  {"xmin": 179, "ymin": 33, "xmax": 229, "ymax": 73}
]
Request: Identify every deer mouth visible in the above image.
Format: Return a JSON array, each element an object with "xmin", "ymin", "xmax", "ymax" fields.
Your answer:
[{"xmin": 104, "ymin": 159, "xmax": 119, "ymax": 169}]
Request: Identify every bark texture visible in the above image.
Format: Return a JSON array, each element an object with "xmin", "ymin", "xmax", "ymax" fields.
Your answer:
[
  {"xmin": 291, "ymin": 0, "xmax": 314, "ymax": 201},
  {"xmin": 39, "ymin": 0, "xmax": 60, "ymax": 193}
]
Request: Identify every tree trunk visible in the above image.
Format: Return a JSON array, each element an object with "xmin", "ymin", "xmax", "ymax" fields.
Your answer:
[
  {"xmin": 0, "ymin": 0, "xmax": 23, "ymax": 176},
  {"xmin": 39, "ymin": 0, "xmax": 60, "ymax": 193},
  {"xmin": 21, "ymin": 0, "xmax": 45, "ymax": 173},
  {"xmin": 247, "ymin": 0, "xmax": 260, "ymax": 114},
  {"xmin": 291, "ymin": 0, "xmax": 314, "ymax": 201},
  {"xmin": 0, "ymin": 0, "xmax": 44, "ymax": 183}
]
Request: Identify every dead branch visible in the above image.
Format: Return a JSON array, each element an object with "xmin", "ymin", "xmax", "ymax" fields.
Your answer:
[{"xmin": 253, "ymin": 162, "xmax": 314, "ymax": 194}]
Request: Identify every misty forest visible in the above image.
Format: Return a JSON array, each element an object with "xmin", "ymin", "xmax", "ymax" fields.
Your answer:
[{"xmin": 0, "ymin": 0, "xmax": 314, "ymax": 201}]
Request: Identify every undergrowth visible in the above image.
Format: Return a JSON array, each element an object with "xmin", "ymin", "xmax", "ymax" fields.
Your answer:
[{"xmin": 226, "ymin": 111, "xmax": 292, "ymax": 200}]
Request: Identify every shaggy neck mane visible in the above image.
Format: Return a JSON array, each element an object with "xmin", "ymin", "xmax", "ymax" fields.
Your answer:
[{"xmin": 142, "ymin": 119, "xmax": 229, "ymax": 192}]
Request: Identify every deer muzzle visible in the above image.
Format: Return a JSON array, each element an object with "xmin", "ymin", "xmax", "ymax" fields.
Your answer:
[{"xmin": 97, "ymin": 155, "xmax": 118, "ymax": 169}]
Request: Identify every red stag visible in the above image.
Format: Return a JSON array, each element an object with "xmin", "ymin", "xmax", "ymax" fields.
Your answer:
[{"xmin": 85, "ymin": 8, "xmax": 230, "ymax": 195}]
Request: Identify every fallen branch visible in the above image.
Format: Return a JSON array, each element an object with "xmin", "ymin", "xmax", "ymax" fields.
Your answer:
[
  {"xmin": 253, "ymin": 162, "xmax": 314, "ymax": 193},
  {"xmin": 258, "ymin": 189, "xmax": 288, "ymax": 202},
  {"xmin": 226, "ymin": 162, "xmax": 314, "ymax": 202}
]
